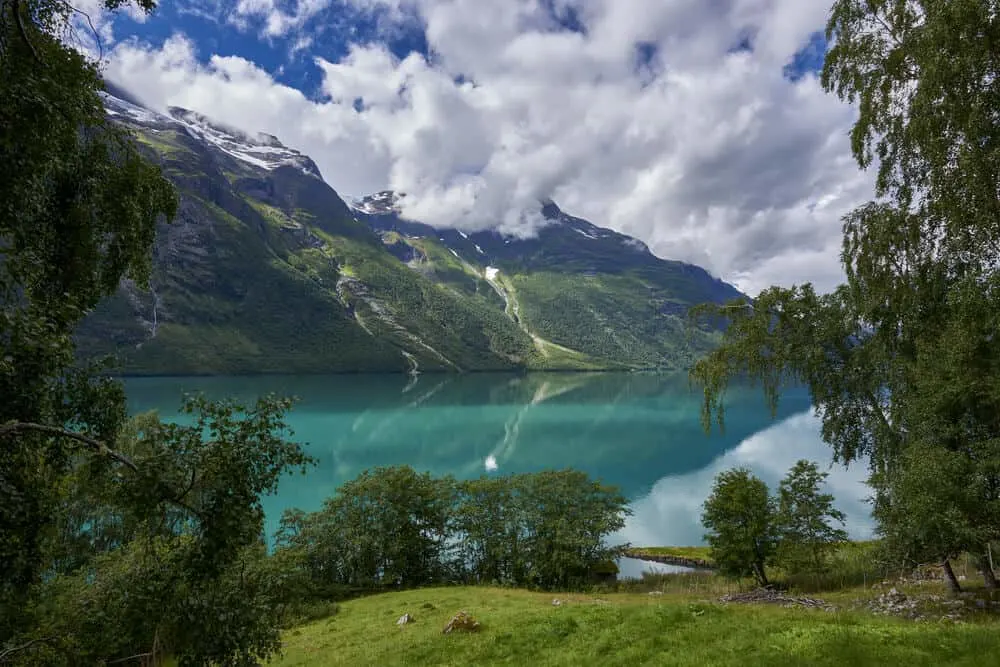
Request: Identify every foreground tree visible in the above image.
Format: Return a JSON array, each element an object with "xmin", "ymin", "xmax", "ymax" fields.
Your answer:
[
  {"xmin": 1, "ymin": 0, "xmax": 176, "ymax": 638},
  {"xmin": 4, "ymin": 397, "xmax": 312, "ymax": 665},
  {"xmin": 872, "ymin": 438, "xmax": 1000, "ymax": 593},
  {"xmin": 775, "ymin": 460, "xmax": 848, "ymax": 574},
  {"xmin": 1, "ymin": 0, "xmax": 322, "ymax": 661},
  {"xmin": 702, "ymin": 468, "xmax": 777, "ymax": 587},
  {"xmin": 690, "ymin": 1, "xmax": 1000, "ymax": 587},
  {"xmin": 279, "ymin": 466, "xmax": 455, "ymax": 592}
]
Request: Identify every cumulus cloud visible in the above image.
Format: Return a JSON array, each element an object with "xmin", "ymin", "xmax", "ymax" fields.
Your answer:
[
  {"xmin": 615, "ymin": 410, "xmax": 874, "ymax": 550},
  {"xmin": 230, "ymin": 0, "xmax": 334, "ymax": 36},
  {"xmin": 103, "ymin": 0, "xmax": 875, "ymax": 293}
]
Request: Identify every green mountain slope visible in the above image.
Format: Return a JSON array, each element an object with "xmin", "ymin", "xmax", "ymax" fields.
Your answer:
[{"xmin": 76, "ymin": 91, "xmax": 742, "ymax": 374}]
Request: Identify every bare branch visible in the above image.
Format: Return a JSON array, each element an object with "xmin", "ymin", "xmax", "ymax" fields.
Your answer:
[
  {"xmin": 0, "ymin": 636, "xmax": 58, "ymax": 663},
  {"xmin": 0, "ymin": 422, "xmax": 138, "ymax": 472},
  {"xmin": 158, "ymin": 480, "xmax": 205, "ymax": 521},
  {"xmin": 68, "ymin": 3, "xmax": 103, "ymax": 61},
  {"xmin": 0, "ymin": 422, "xmax": 208, "ymax": 522}
]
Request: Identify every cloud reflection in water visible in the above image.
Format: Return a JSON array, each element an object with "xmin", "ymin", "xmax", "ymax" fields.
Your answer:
[{"xmin": 616, "ymin": 411, "xmax": 874, "ymax": 549}]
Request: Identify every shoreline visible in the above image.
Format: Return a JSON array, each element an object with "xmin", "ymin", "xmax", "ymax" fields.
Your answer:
[{"xmin": 623, "ymin": 549, "xmax": 716, "ymax": 571}]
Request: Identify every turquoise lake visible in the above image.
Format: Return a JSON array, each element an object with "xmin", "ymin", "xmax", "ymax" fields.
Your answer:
[{"xmin": 124, "ymin": 372, "xmax": 874, "ymax": 573}]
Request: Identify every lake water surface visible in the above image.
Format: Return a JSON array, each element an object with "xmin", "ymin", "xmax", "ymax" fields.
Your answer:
[{"xmin": 124, "ymin": 372, "xmax": 874, "ymax": 572}]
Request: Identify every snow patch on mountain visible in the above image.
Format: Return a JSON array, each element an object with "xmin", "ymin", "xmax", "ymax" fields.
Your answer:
[
  {"xmin": 103, "ymin": 94, "xmax": 161, "ymax": 125},
  {"xmin": 351, "ymin": 190, "xmax": 403, "ymax": 215},
  {"xmin": 100, "ymin": 91, "xmax": 322, "ymax": 178}
]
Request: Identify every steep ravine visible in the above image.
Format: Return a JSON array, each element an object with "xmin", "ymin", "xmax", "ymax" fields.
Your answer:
[{"xmin": 482, "ymin": 266, "xmax": 579, "ymax": 360}]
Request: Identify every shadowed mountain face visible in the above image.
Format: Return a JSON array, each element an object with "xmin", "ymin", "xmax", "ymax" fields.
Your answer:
[{"xmin": 76, "ymin": 90, "xmax": 743, "ymax": 375}]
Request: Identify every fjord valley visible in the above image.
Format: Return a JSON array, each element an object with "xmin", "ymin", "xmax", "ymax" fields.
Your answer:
[
  {"xmin": 7, "ymin": 0, "xmax": 1000, "ymax": 665},
  {"xmin": 75, "ymin": 87, "xmax": 741, "ymax": 376}
]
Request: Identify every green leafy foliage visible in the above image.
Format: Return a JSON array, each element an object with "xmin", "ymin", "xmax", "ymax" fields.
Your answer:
[
  {"xmin": 775, "ymin": 460, "xmax": 848, "ymax": 575},
  {"xmin": 1, "ymin": 0, "xmax": 178, "ymax": 646},
  {"xmin": 689, "ymin": 1, "xmax": 1000, "ymax": 589},
  {"xmin": 701, "ymin": 468, "xmax": 776, "ymax": 586},
  {"xmin": 1, "ymin": 4, "xmax": 321, "ymax": 657},
  {"xmin": 278, "ymin": 467, "xmax": 631, "ymax": 595},
  {"xmin": 279, "ymin": 466, "xmax": 455, "ymax": 593},
  {"xmin": 871, "ymin": 441, "xmax": 998, "ymax": 574},
  {"xmin": 6, "ymin": 397, "xmax": 313, "ymax": 666},
  {"xmin": 701, "ymin": 462, "xmax": 850, "ymax": 585}
]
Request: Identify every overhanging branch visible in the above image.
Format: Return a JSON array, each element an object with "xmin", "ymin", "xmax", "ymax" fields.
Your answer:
[
  {"xmin": 0, "ymin": 421, "xmax": 138, "ymax": 472},
  {"xmin": 10, "ymin": 0, "xmax": 43, "ymax": 64},
  {"xmin": 0, "ymin": 636, "xmax": 58, "ymax": 663},
  {"xmin": 0, "ymin": 421, "xmax": 207, "ymax": 520}
]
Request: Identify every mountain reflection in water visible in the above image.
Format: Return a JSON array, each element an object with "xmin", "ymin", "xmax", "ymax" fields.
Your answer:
[{"xmin": 124, "ymin": 372, "xmax": 872, "ymax": 544}]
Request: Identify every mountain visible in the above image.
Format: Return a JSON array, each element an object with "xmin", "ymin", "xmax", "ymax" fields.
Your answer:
[
  {"xmin": 350, "ymin": 191, "xmax": 743, "ymax": 368},
  {"xmin": 75, "ymin": 89, "xmax": 743, "ymax": 375}
]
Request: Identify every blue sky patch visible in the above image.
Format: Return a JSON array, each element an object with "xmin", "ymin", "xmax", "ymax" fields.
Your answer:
[
  {"xmin": 783, "ymin": 31, "xmax": 827, "ymax": 82},
  {"xmin": 108, "ymin": 0, "xmax": 429, "ymax": 98}
]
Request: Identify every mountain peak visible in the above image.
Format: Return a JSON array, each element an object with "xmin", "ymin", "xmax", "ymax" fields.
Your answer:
[
  {"xmin": 352, "ymin": 190, "xmax": 406, "ymax": 215},
  {"xmin": 102, "ymin": 85, "xmax": 323, "ymax": 179},
  {"xmin": 166, "ymin": 107, "xmax": 289, "ymax": 151},
  {"xmin": 540, "ymin": 199, "xmax": 562, "ymax": 219}
]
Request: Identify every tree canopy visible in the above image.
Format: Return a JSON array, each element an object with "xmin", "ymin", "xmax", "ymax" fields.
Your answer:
[
  {"xmin": 690, "ymin": 0, "xmax": 1000, "ymax": 585},
  {"xmin": 701, "ymin": 468, "xmax": 777, "ymax": 586},
  {"xmin": 0, "ymin": 0, "xmax": 325, "ymax": 662}
]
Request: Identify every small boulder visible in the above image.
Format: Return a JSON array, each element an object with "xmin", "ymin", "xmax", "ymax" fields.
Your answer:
[{"xmin": 442, "ymin": 611, "xmax": 481, "ymax": 634}]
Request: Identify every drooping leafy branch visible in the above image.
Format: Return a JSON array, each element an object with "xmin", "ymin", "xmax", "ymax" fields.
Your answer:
[{"xmin": 690, "ymin": 0, "xmax": 1000, "ymax": 583}]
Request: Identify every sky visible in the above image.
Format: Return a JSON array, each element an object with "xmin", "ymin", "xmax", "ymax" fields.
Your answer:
[{"xmin": 79, "ymin": 0, "xmax": 874, "ymax": 295}]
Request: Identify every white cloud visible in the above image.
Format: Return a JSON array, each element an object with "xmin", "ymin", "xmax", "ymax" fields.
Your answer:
[
  {"xmin": 615, "ymin": 410, "xmax": 874, "ymax": 549},
  {"xmin": 104, "ymin": 0, "xmax": 874, "ymax": 293},
  {"xmin": 232, "ymin": 0, "xmax": 334, "ymax": 37}
]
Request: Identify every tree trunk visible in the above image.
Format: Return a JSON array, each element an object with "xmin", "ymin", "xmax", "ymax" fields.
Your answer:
[
  {"xmin": 941, "ymin": 559, "xmax": 962, "ymax": 594},
  {"xmin": 974, "ymin": 554, "xmax": 998, "ymax": 590},
  {"xmin": 755, "ymin": 561, "xmax": 769, "ymax": 588}
]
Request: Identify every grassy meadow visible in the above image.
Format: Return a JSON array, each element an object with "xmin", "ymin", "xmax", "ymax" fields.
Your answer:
[
  {"xmin": 271, "ymin": 583, "xmax": 1000, "ymax": 667},
  {"xmin": 269, "ymin": 542, "xmax": 1000, "ymax": 666}
]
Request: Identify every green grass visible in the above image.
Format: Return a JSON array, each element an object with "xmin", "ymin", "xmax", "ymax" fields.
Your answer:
[
  {"xmin": 625, "ymin": 543, "xmax": 898, "ymax": 594},
  {"xmin": 270, "ymin": 586, "xmax": 1000, "ymax": 667},
  {"xmin": 132, "ymin": 129, "xmax": 193, "ymax": 157}
]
